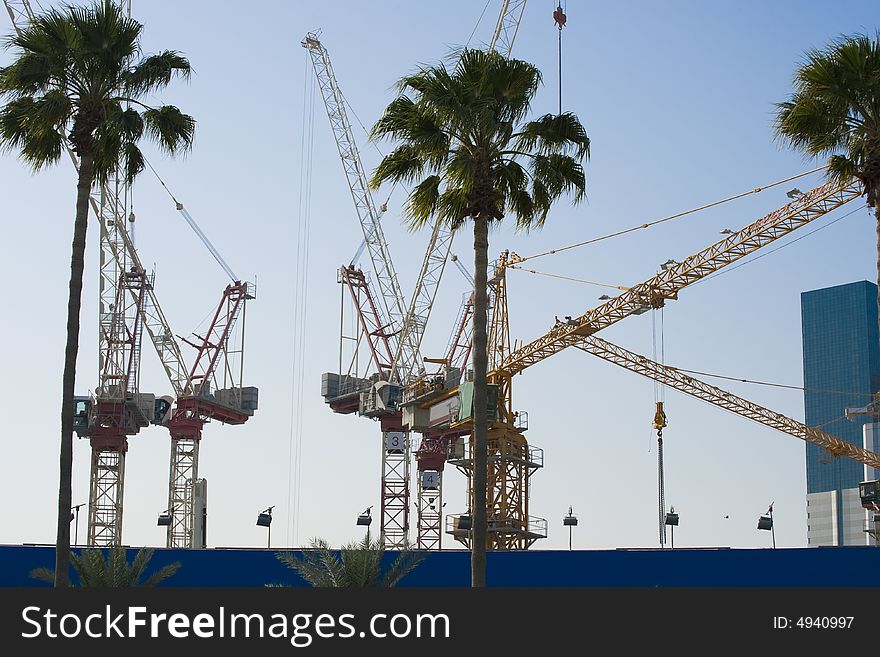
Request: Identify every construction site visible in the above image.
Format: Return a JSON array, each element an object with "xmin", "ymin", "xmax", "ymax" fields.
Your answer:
[{"xmin": 1, "ymin": 0, "xmax": 880, "ymax": 587}]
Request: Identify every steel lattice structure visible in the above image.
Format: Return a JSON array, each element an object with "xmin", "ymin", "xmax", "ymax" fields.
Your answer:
[
  {"xmin": 575, "ymin": 336, "xmax": 880, "ymax": 470},
  {"xmin": 489, "ymin": 0, "xmax": 528, "ymax": 55},
  {"xmin": 166, "ymin": 436, "xmax": 199, "ymax": 548},
  {"xmin": 301, "ymin": 34, "xmax": 414, "ymax": 375},
  {"xmin": 87, "ymin": 450, "xmax": 125, "ymax": 545},
  {"xmin": 164, "ymin": 281, "xmax": 256, "ymax": 548},
  {"xmin": 405, "ymin": 178, "xmax": 873, "ymax": 552},
  {"xmin": 86, "ymin": 264, "xmax": 151, "ymax": 545},
  {"xmin": 502, "ymin": 180, "xmax": 862, "ymax": 376},
  {"xmin": 379, "ymin": 420, "xmax": 411, "ymax": 548}
]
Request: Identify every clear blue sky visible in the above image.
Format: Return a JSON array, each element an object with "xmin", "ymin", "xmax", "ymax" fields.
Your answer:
[{"xmin": 0, "ymin": 0, "xmax": 877, "ymax": 552}]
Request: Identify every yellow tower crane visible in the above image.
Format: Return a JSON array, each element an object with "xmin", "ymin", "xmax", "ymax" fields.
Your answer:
[{"xmin": 402, "ymin": 177, "xmax": 879, "ymax": 551}]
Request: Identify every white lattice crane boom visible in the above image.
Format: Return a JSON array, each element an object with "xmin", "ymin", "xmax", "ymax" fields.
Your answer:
[
  {"xmin": 301, "ymin": 34, "xmax": 420, "ymax": 380},
  {"xmin": 489, "ymin": 0, "xmax": 527, "ymax": 56}
]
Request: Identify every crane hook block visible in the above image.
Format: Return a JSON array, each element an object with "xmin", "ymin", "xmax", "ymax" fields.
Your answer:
[
  {"xmin": 554, "ymin": 5, "xmax": 567, "ymax": 29},
  {"xmin": 653, "ymin": 401, "xmax": 667, "ymax": 430}
]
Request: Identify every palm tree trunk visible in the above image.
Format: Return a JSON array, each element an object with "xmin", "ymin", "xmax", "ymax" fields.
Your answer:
[
  {"xmin": 471, "ymin": 215, "xmax": 489, "ymax": 587},
  {"xmin": 55, "ymin": 153, "xmax": 94, "ymax": 587}
]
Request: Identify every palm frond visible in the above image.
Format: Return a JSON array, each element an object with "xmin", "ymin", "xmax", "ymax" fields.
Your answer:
[
  {"xmin": 128, "ymin": 546, "xmax": 153, "ymax": 583},
  {"xmin": 371, "ymin": 95, "xmax": 419, "ymax": 142},
  {"xmin": 143, "ymin": 105, "xmax": 195, "ymax": 154},
  {"xmin": 774, "ymin": 32, "xmax": 880, "ymax": 198},
  {"xmin": 0, "ymin": 95, "xmax": 64, "ymax": 168},
  {"xmin": 0, "ymin": 52, "xmax": 54, "ymax": 95},
  {"xmin": 124, "ymin": 51, "xmax": 191, "ymax": 97},
  {"xmin": 1, "ymin": 0, "xmax": 194, "ymax": 183},
  {"xmin": 436, "ymin": 186, "xmax": 472, "ymax": 230},
  {"xmin": 277, "ymin": 538, "xmax": 345, "ymax": 587},
  {"xmin": 370, "ymin": 46, "xmax": 589, "ymax": 235},
  {"xmin": 370, "ymin": 144, "xmax": 429, "ymax": 188},
  {"xmin": 404, "ymin": 174, "xmax": 441, "ymax": 229},
  {"xmin": 120, "ymin": 141, "xmax": 145, "ymax": 184},
  {"xmin": 29, "ymin": 567, "xmax": 56, "ymax": 584},
  {"xmin": 141, "ymin": 561, "xmax": 182, "ymax": 587},
  {"xmin": 514, "ymin": 113, "xmax": 590, "ymax": 159},
  {"xmin": 382, "ymin": 548, "xmax": 426, "ymax": 587},
  {"xmin": 68, "ymin": 0, "xmax": 139, "ymax": 81},
  {"xmin": 275, "ymin": 535, "xmax": 424, "ymax": 588}
]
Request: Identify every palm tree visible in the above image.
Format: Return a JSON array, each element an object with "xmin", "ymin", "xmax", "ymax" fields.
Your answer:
[
  {"xmin": 369, "ymin": 48, "xmax": 589, "ymax": 587},
  {"xmin": 0, "ymin": 1, "xmax": 194, "ymax": 587},
  {"xmin": 276, "ymin": 535, "xmax": 424, "ymax": 587},
  {"xmin": 30, "ymin": 546, "xmax": 181, "ymax": 587},
  {"xmin": 775, "ymin": 33, "xmax": 880, "ymax": 332}
]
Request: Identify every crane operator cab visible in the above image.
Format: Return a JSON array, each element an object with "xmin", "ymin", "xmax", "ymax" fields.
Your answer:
[
  {"xmin": 859, "ymin": 480, "xmax": 880, "ymax": 511},
  {"xmin": 153, "ymin": 395, "xmax": 174, "ymax": 426},
  {"xmin": 72, "ymin": 396, "xmax": 91, "ymax": 436}
]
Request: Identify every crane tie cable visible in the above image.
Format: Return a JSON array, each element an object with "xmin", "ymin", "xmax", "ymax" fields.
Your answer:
[
  {"xmin": 507, "ymin": 263, "xmax": 629, "ymax": 290},
  {"xmin": 692, "ymin": 206, "xmax": 862, "ymax": 287},
  {"xmin": 669, "ymin": 366, "xmax": 874, "ymax": 397},
  {"xmin": 510, "ymin": 165, "xmax": 829, "ymax": 265},
  {"xmin": 144, "ymin": 157, "xmax": 239, "ymax": 283}
]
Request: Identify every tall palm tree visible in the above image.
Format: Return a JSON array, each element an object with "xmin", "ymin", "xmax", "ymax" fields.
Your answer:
[
  {"xmin": 276, "ymin": 535, "xmax": 425, "ymax": 587},
  {"xmin": 775, "ymin": 33, "xmax": 880, "ymax": 332},
  {"xmin": 369, "ymin": 48, "xmax": 589, "ymax": 586},
  {"xmin": 30, "ymin": 546, "xmax": 181, "ymax": 587},
  {"xmin": 0, "ymin": 1, "xmax": 194, "ymax": 587}
]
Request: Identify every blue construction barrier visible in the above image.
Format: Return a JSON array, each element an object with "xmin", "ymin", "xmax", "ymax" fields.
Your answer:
[{"xmin": 3, "ymin": 544, "xmax": 880, "ymax": 587}]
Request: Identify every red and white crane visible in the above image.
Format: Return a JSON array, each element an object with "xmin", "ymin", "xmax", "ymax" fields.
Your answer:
[
  {"xmin": 162, "ymin": 280, "xmax": 257, "ymax": 548},
  {"xmin": 5, "ymin": 1, "xmax": 257, "ymax": 548},
  {"xmin": 3, "ymin": 0, "xmax": 168, "ymax": 546},
  {"xmin": 305, "ymin": 1, "xmax": 528, "ymax": 548}
]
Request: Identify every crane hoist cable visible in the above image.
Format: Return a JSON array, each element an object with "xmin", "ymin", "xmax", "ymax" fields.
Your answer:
[
  {"xmin": 553, "ymin": 1, "xmax": 566, "ymax": 114},
  {"xmin": 669, "ymin": 366, "xmax": 874, "ymax": 398},
  {"xmin": 508, "ymin": 165, "xmax": 829, "ymax": 266},
  {"xmin": 652, "ymin": 298, "xmax": 668, "ymax": 547},
  {"xmin": 287, "ymin": 58, "xmax": 316, "ymax": 547}
]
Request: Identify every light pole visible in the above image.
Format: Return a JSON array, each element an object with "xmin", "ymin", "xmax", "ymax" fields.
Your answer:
[
  {"xmin": 357, "ymin": 507, "xmax": 373, "ymax": 541},
  {"xmin": 257, "ymin": 507, "xmax": 274, "ymax": 548},
  {"xmin": 664, "ymin": 506, "xmax": 679, "ymax": 549},
  {"xmin": 757, "ymin": 502, "xmax": 775, "ymax": 549},
  {"xmin": 157, "ymin": 508, "xmax": 173, "ymax": 527},
  {"xmin": 70, "ymin": 503, "xmax": 85, "ymax": 546},
  {"xmin": 563, "ymin": 506, "xmax": 578, "ymax": 550}
]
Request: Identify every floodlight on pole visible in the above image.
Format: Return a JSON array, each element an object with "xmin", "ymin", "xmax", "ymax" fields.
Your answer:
[
  {"xmin": 157, "ymin": 508, "xmax": 173, "ymax": 527},
  {"xmin": 357, "ymin": 506, "xmax": 373, "ymax": 539},
  {"xmin": 70, "ymin": 503, "xmax": 85, "ymax": 546},
  {"xmin": 757, "ymin": 502, "xmax": 775, "ymax": 548},
  {"xmin": 563, "ymin": 506, "xmax": 578, "ymax": 550},
  {"xmin": 257, "ymin": 506, "xmax": 274, "ymax": 548},
  {"xmin": 664, "ymin": 506, "xmax": 679, "ymax": 549}
]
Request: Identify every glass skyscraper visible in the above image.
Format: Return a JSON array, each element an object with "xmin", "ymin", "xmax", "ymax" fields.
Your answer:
[{"xmin": 801, "ymin": 280, "xmax": 880, "ymax": 545}]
